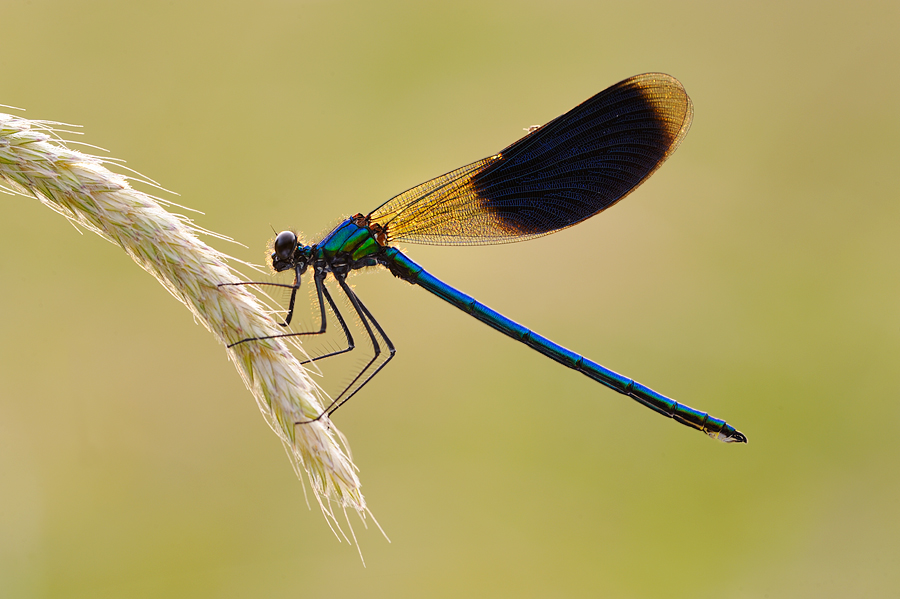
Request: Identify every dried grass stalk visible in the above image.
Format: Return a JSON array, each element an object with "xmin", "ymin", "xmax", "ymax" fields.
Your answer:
[{"xmin": 0, "ymin": 112, "xmax": 369, "ymax": 536}]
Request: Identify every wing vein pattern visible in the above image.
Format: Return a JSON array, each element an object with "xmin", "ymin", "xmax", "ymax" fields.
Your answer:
[{"xmin": 368, "ymin": 73, "xmax": 693, "ymax": 246}]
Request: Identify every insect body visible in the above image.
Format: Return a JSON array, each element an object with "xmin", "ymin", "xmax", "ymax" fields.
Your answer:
[{"xmin": 225, "ymin": 73, "xmax": 747, "ymax": 443}]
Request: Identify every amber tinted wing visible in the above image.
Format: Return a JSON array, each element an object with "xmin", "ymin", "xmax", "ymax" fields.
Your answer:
[{"xmin": 368, "ymin": 73, "xmax": 693, "ymax": 246}]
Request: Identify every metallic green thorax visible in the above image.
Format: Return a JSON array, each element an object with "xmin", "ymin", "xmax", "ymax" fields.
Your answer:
[{"xmin": 315, "ymin": 218, "xmax": 384, "ymax": 264}]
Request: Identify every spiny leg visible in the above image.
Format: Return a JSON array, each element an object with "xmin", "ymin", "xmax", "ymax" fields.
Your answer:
[
  {"xmin": 217, "ymin": 270, "xmax": 354, "ymax": 362},
  {"xmin": 298, "ymin": 277, "xmax": 355, "ymax": 365},
  {"xmin": 280, "ymin": 266, "xmax": 302, "ymax": 326},
  {"xmin": 327, "ymin": 281, "xmax": 395, "ymax": 417},
  {"xmin": 295, "ymin": 274, "xmax": 382, "ymax": 423},
  {"xmin": 295, "ymin": 274, "xmax": 395, "ymax": 424},
  {"xmin": 218, "ymin": 264, "xmax": 303, "ymax": 327}
]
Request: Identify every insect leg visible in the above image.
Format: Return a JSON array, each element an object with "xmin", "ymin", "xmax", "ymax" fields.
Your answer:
[
  {"xmin": 219, "ymin": 269, "xmax": 353, "ymax": 361},
  {"xmin": 295, "ymin": 273, "xmax": 395, "ymax": 424}
]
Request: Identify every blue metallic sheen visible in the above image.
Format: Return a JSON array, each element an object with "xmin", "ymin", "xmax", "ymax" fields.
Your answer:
[{"xmin": 382, "ymin": 247, "xmax": 745, "ymax": 442}]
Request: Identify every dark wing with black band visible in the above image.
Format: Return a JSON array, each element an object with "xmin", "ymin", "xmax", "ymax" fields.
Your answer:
[{"xmin": 368, "ymin": 73, "xmax": 693, "ymax": 246}]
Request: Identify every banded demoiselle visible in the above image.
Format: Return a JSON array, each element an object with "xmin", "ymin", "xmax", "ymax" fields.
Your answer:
[{"xmin": 224, "ymin": 73, "xmax": 747, "ymax": 443}]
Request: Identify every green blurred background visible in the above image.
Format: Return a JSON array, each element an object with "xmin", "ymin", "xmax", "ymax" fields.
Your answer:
[{"xmin": 2, "ymin": 0, "xmax": 898, "ymax": 597}]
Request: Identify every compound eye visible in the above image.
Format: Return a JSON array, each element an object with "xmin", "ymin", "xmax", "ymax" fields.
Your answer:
[{"xmin": 273, "ymin": 231, "xmax": 297, "ymax": 261}]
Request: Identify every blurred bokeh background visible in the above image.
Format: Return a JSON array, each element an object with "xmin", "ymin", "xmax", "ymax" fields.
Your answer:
[{"xmin": 2, "ymin": 1, "xmax": 898, "ymax": 597}]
